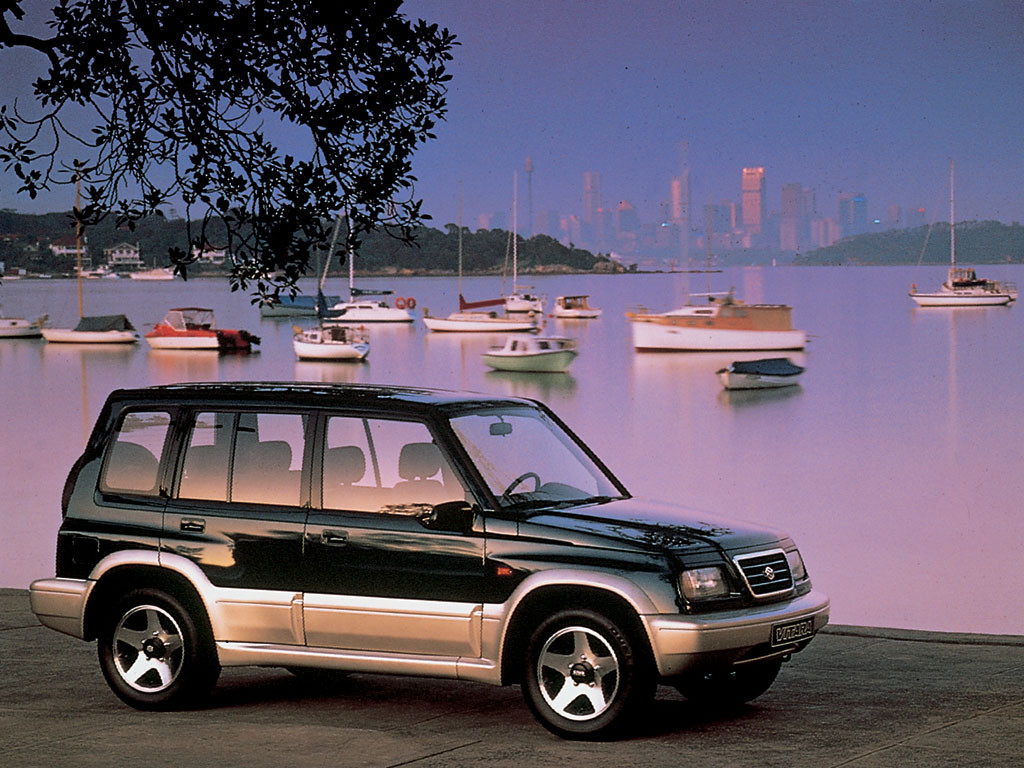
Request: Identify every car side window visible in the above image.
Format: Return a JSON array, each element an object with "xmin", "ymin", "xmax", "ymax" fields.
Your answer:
[
  {"xmin": 100, "ymin": 411, "xmax": 171, "ymax": 496},
  {"xmin": 178, "ymin": 411, "xmax": 306, "ymax": 507},
  {"xmin": 323, "ymin": 416, "xmax": 466, "ymax": 513}
]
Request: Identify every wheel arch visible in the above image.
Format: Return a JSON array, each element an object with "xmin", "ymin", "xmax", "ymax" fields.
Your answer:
[
  {"xmin": 83, "ymin": 552, "xmax": 214, "ymax": 648},
  {"xmin": 498, "ymin": 580, "xmax": 656, "ymax": 686}
]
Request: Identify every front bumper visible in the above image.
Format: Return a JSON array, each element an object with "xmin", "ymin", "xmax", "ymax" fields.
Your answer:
[
  {"xmin": 642, "ymin": 589, "xmax": 830, "ymax": 677},
  {"xmin": 29, "ymin": 578, "xmax": 93, "ymax": 639}
]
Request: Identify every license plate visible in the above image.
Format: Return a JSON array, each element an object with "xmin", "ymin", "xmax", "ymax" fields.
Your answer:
[{"xmin": 771, "ymin": 618, "xmax": 815, "ymax": 647}]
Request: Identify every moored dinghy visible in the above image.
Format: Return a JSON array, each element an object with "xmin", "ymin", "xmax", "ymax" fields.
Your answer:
[
  {"xmin": 717, "ymin": 357, "xmax": 805, "ymax": 390},
  {"xmin": 482, "ymin": 335, "xmax": 577, "ymax": 373}
]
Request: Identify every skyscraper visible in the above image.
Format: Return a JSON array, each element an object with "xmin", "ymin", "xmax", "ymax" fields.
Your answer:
[
  {"xmin": 582, "ymin": 171, "xmax": 601, "ymax": 224},
  {"xmin": 741, "ymin": 167, "xmax": 766, "ymax": 236}
]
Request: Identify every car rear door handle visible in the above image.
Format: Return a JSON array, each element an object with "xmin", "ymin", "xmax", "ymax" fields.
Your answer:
[
  {"xmin": 180, "ymin": 518, "xmax": 206, "ymax": 533},
  {"xmin": 319, "ymin": 530, "xmax": 348, "ymax": 547}
]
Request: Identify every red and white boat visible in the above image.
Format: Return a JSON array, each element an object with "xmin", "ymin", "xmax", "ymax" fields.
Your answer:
[{"xmin": 145, "ymin": 307, "xmax": 259, "ymax": 351}]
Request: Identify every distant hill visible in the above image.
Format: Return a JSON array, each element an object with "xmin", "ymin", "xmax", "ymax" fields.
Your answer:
[
  {"xmin": 0, "ymin": 209, "xmax": 619, "ymax": 274},
  {"xmin": 795, "ymin": 221, "xmax": 1024, "ymax": 266}
]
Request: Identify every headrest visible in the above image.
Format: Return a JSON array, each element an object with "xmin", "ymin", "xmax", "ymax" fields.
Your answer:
[
  {"xmin": 326, "ymin": 445, "xmax": 366, "ymax": 484},
  {"xmin": 398, "ymin": 442, "xmax": 441, "ymax": 481}
]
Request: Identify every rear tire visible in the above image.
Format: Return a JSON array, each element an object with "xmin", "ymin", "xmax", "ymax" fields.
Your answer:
[
  {"xmin": 97, "ymin": 588, "xmax": 219, "ymax": 710},
  {"xmin": 521, "ymin": 609, "xmax": 653, "ymax": 739}
]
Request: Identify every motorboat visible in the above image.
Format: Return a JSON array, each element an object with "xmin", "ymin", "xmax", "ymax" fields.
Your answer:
[
  {"xmin": 129, "ymin": 267, "xmax": 175, "ymax": 281},
  {"xmin": 42, "ymin": 314, "xmax": 140, "ymax": 344},
  {"xmin": 910, "ymin": 160, "xmax": 1016, "ymax": 307},
  {"xmin": 260, "ymin": 294, "xmax": 341, "ymax": 317},
  {"xmin": 423, "ymin": 309, "xmax": 539, "ymax": 332},
  {"xmin": 482, "ymin": 335, "xmax": 577, "ymax": 373},
  {"xmin": 627, "ymin": 291, "xmax": 807, "ymax": 351},
  {"xmin": 553, "ymin": 295, "xmax": 602, "ymax": 319},
  {"xmin": 717, "ymin": 357, "xmax": 805, "ymax": 390},
  {"xmin": 145, "ymin": 307, "xmax": 259, "ymax": 351},
  {"xmin": 0, "ymin": 305, "xmax": 45, "ymax": 338},
  {"xmin": 293, "ymin": 324, "xmax": 369, "ymax": 361}
]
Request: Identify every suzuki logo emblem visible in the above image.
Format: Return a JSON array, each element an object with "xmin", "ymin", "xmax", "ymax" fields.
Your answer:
[{"xmin": 764, "ymin": 566, "xmax": 776, "ymax": 581}]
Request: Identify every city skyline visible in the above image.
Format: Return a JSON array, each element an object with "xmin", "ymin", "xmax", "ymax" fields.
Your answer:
[{"xmin": 1, "ymin": 1, "xmax": 1022, "ymax": 247}]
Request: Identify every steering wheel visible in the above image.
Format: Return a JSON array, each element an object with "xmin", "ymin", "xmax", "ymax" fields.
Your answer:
[{"xmin": 501, "ymin": 471, "xmax": 541, "ymax": 499}]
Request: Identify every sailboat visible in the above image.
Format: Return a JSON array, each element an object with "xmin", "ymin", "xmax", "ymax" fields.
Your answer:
[
  {"xmin": 909, "ymin": 160, "xmax": 1016, "ymax": 307},
  {"xmin": 504, "ymin": 170, "xmax": 544, "ymax": 314},
  {"xmin": 423, "ymin": 183, "xmax": 539, "ymax": 333},
  {"xmin": 319, "ymin": 215, "xmax": 413, "ymax": 324},
  {"xmin": 41, "ymin": 180, "xmax": 140, "ymax": 344}
]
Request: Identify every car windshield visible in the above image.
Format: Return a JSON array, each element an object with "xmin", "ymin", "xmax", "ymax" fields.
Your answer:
[{"xmin": 448, "ymin": 406, "xmax": 626, "ymax": 510}]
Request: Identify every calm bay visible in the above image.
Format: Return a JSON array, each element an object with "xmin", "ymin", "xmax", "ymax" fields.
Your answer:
[{"xmin": 2, "ymin": 263, "xmax": 1021, "ymax": 635}]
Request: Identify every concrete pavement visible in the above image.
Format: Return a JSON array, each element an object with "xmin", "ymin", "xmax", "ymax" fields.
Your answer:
[{"xmin": 1, "ymin": 588, "xmax": 1021, "ymax": 767}]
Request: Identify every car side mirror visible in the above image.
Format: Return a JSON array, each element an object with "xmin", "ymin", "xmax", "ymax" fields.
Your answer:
[{"xmin": 422, "ymin": 500, "xmax": 475, "ymax": 532}]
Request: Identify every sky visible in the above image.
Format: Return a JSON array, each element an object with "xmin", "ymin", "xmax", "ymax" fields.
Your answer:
[{"xmin": 2, "ymin": 0, "xmax": 1023, "ymax": 233}]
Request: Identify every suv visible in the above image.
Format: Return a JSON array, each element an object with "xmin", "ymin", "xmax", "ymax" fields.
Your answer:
[{"xmin": 30, "ymin": 383, "xmax": 828, "ymax": 739}]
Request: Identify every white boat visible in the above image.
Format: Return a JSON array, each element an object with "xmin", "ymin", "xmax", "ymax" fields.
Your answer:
[
  {"xmin": 627, "ymin": 291, "xmax": 807, "ymax": 351},
  {"xmin": 424, "ymin": 184, "xmax": 538, "ymax": 333},
  {"xmin": 293, "ymin": 324, "xmax": 369, "ymax": 360},
  {"xmin": 42, "ymin": 314, "xmax": 140, "ymax": 344},
  {"xmin": 423, "ymin": 310, "xmax": 538, "ymax": 332},
  {"xmin": 129, "ymin": 267, "xmax": 176, "ymax": 281},
  {"xmin": 910, "ymin": 160, "xmax": 1016, "ymax": 307},
  {"xmin": 554, "ymin": 295, "xmax": 602, "ymax": 319},
  {"xmin": 0, "ymin": 306, "xmax": 45, "ymax": 338},
  {"xmin": 318, "ymin": 215, "xmax": 413, "ymax": 324},
  {"xmin": 482, "ymin": 335, "xmax": 578, "ymax": 372},
  {"xmin": 504, "ymin": 172, "xmax": 544, "ymax": 314},
  {"xmin": 717, "ymin": 357, "xmax": 805, "ymax": 390}
]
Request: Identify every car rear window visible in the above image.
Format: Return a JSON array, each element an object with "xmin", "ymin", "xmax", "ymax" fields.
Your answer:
[{"xmin": 100, "ymin": 411, "xmax": 172, "ymax": 496}]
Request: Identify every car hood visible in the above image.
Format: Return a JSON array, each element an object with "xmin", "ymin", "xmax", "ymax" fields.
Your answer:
[{"xmin": 519, "ymin": 496, "xmax": 785, "ymax": 555}]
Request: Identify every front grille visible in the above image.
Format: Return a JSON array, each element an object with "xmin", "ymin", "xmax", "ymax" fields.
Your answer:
[{"xmin": 733, "ymin": 550, "xmax": 793, "ymax": 597}]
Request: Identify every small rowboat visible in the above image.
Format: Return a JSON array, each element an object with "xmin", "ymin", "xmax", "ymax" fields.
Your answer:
[{"xmin": 716, "ymin": 357, "xmax": 805, "ymax": 390}]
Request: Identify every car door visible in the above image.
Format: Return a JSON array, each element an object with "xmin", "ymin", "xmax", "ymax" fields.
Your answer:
[
  {"xmin": 303, "ymin": 413, "xmax": 488, "ymax": 656},
  {"xmin": 162, "ymin": 409, "xmax": 310, "ymax": 645}
]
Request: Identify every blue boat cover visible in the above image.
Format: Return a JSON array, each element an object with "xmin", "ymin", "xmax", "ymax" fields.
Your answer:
[{"xmin": 729, "ymin": 357, "xmax": 804, "ymax": 376}]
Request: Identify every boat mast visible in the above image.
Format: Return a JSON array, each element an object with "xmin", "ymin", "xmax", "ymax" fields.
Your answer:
[
  {"xmin": 347, "ymin": 214, "xmax": 355, "ymax": 301},
  {"xmin": 75, "ymin": 175, "xmax": 83, "ymax": 318},
  {"xmin": 512, "ymin": 170, "xmax": 518, "ymax": 290},
  {"xmin": 458, "ymin": 181, "xmax": 463, "ymax": 298},
  {"xmin": 949, "ymin": 158, "xmax": 956, "ymax": 268}
]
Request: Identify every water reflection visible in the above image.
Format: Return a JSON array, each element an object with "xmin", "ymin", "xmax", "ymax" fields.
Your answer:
[
  {"xmin": 484, "ymin": 370, "xmax": 578, "ymax": 399},
  {"xmin": 717, "ymin": 385, "xmax": 803, "ymax": 408},
  {"xmin": 3, "ymin": 268, "xmax": 1024, "ymax": 635}
]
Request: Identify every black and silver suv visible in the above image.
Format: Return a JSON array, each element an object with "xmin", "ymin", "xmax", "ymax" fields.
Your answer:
[{"xmin": 30, "ymin": 382, "xmax": 829, "ymax": 738}]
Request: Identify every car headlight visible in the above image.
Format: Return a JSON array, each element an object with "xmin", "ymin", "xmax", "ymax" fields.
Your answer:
[
  {"xmin": 786, "ymin": 549, "xmax": 807, "ymax": 582},
  {"xmin": 679, "ymin": 566, "xmax": 730, "ymax": 601}
]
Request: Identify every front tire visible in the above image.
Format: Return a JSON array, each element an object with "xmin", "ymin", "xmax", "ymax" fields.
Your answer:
[
  {"xmin": 97, "ymin": 588, "xmax": 219, "ymax": 710},
  {"xmin": 521, "ymin": 609, "xmax": 653, "ymax": 739}
]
